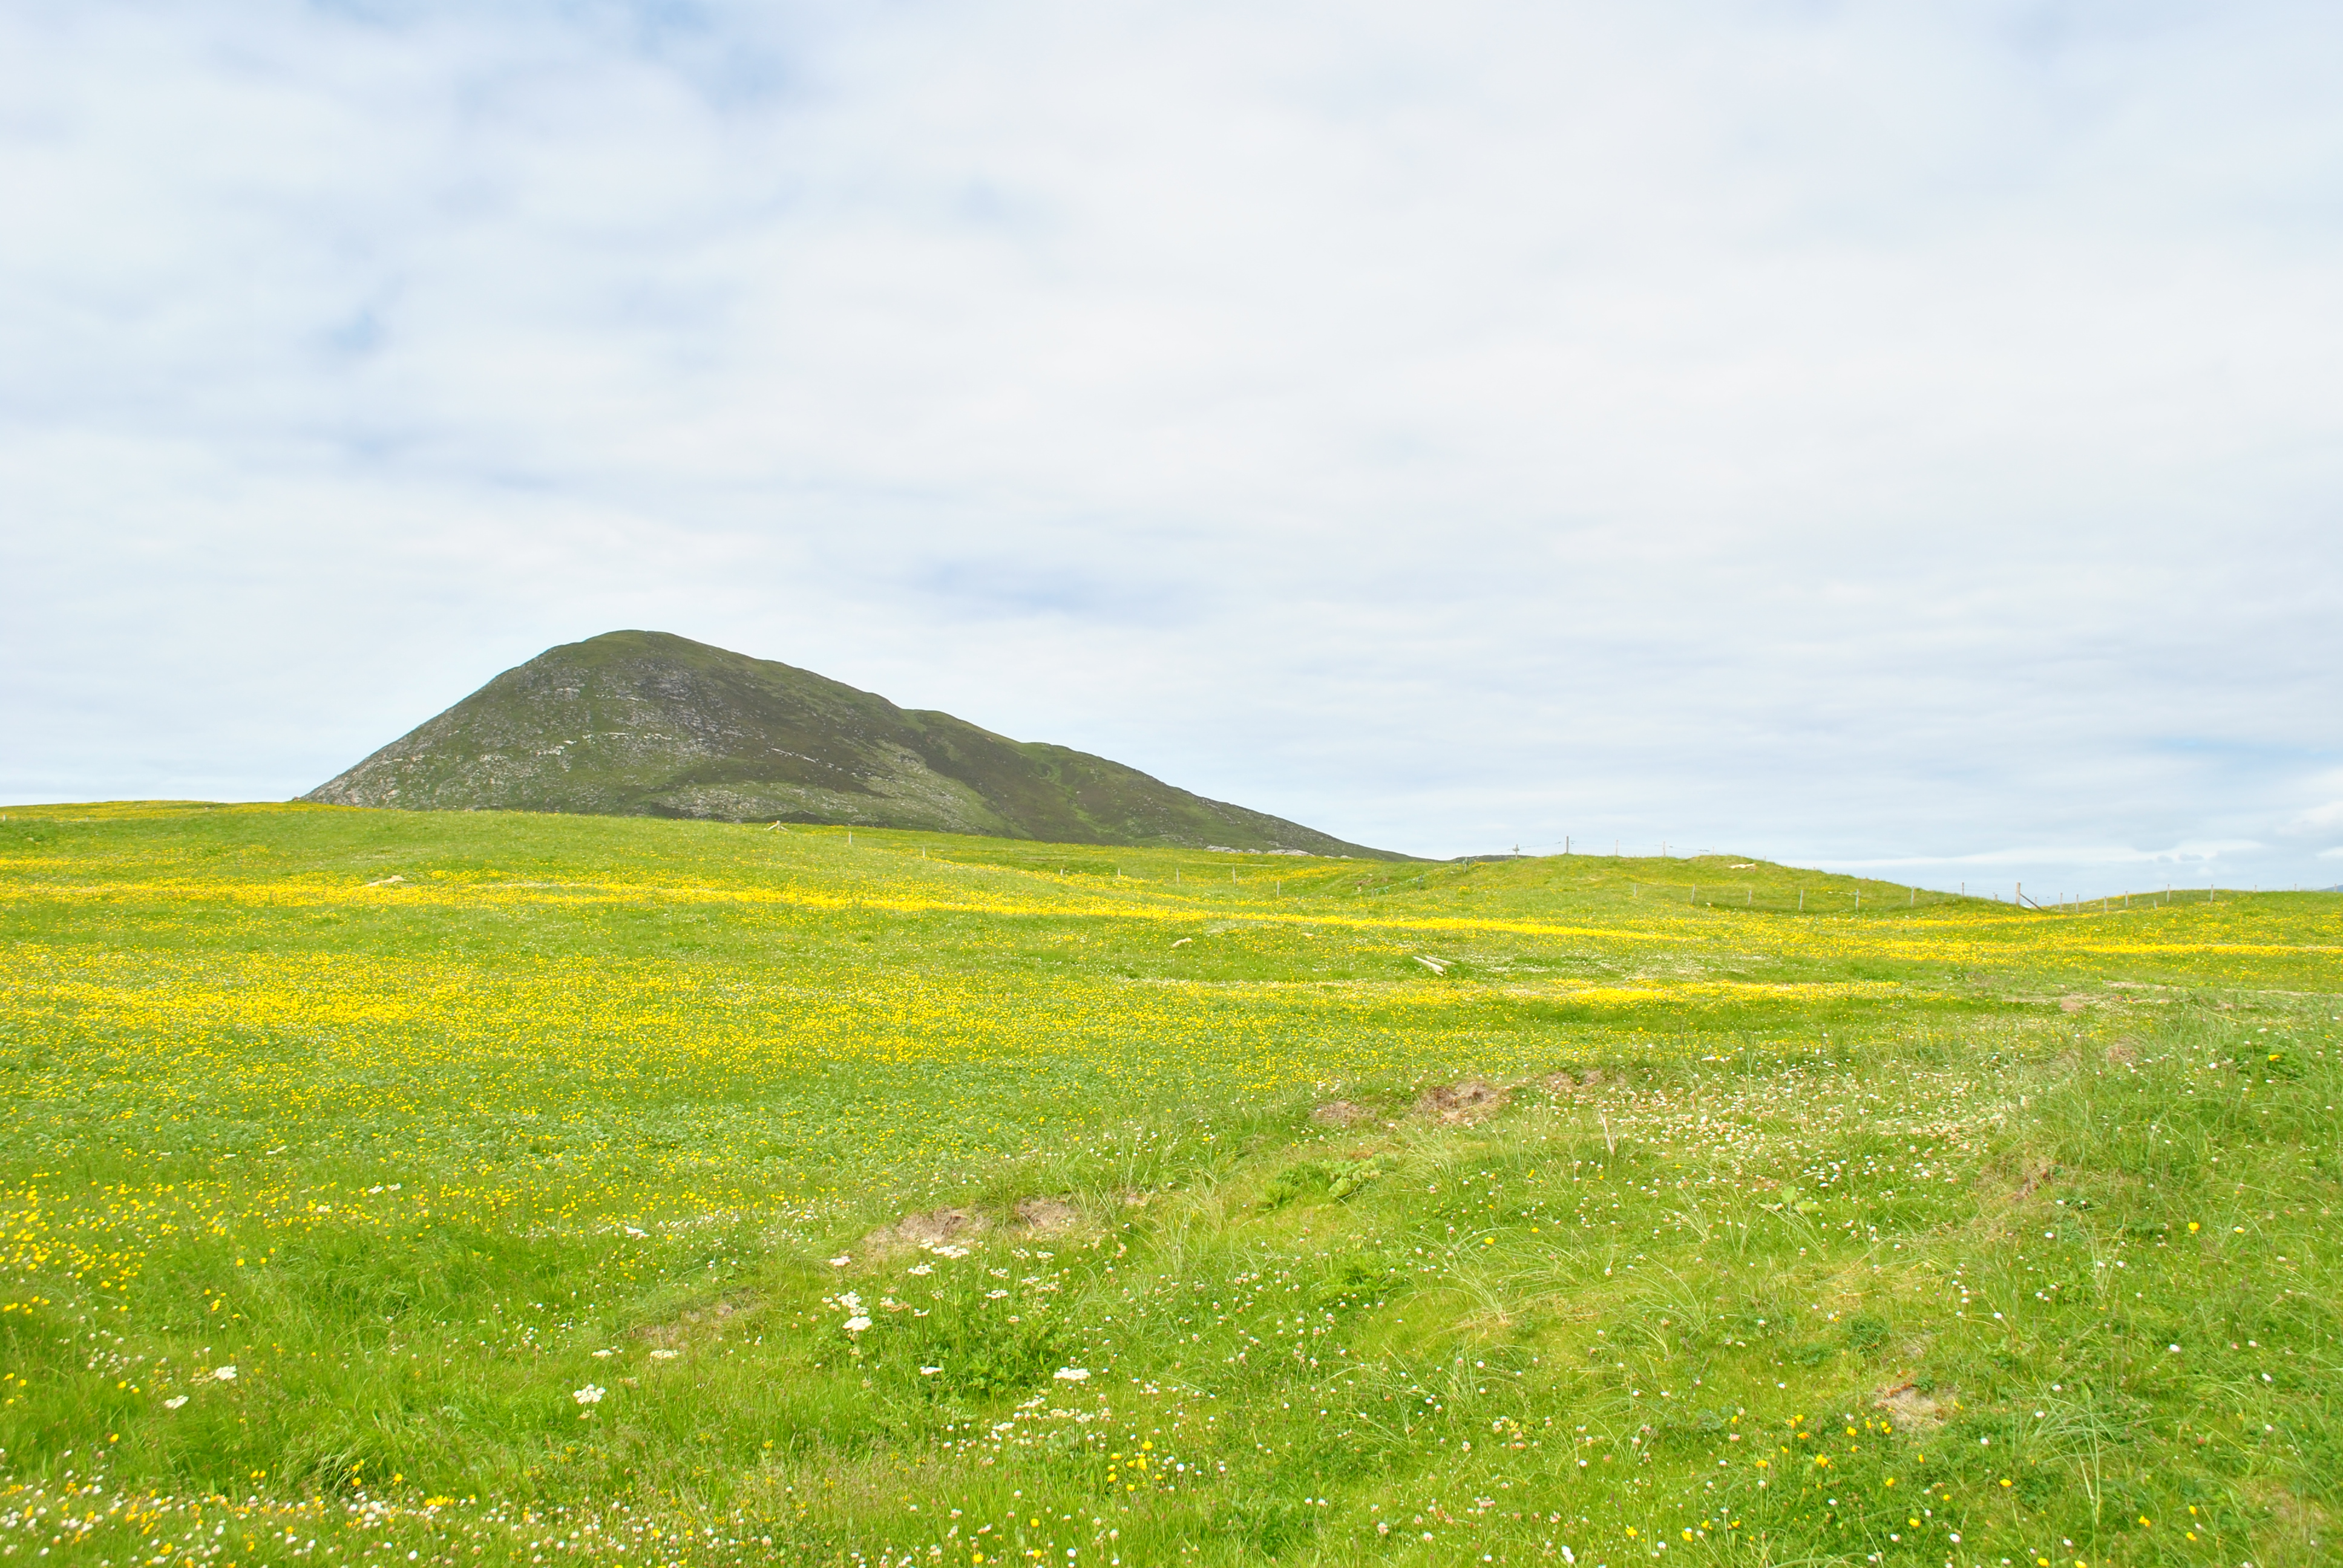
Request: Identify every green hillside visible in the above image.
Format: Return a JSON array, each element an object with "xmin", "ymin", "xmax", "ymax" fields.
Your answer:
[
  {"xmin": 303, "ymin": 630, "xmax": 1397, "ymax": 857},
  {"xmin": 4, "ymin": 804, "xmax": 2338, "ymax": 1566}
]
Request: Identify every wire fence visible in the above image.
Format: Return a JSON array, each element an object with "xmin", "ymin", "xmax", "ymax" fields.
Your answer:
[
  {"xmin": 1365, "ymin": 863, "xmax": 2296, "ymax": 917},
  {"xmin": 1586, "ymin": 879, "xmax": 2291, "ymax": 916},
  {"xmin": 1619, "ymin": 879, "xmax": 1957, "ymax": 915},
  {"xmin": 1455, "ymin": 841, "xmax": 2333, "ymax": 915}
]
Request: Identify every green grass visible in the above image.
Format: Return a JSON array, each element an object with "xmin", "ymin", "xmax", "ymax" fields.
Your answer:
[{"xmin": 0, "ymin": 803, "xmax": 2336, "ymax": 1566}]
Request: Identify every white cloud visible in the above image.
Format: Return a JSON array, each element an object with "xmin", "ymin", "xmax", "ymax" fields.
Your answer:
[
  {"xmin": 2287, "ymin": 799, "xmax": 2343, "ymax": 833},
  {"xmin": 3, "ymin": 2, "xmax": 2341, "ymax": 890}
]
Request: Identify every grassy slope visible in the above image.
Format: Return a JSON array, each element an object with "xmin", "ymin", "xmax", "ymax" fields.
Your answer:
[
  {"xmin": 0, "ymin": 803, "xmax": 2337, "ymax": 1567},
  {"xmin": 301, "ymin": 630, "xmax": 1397, "ymax": 857}
]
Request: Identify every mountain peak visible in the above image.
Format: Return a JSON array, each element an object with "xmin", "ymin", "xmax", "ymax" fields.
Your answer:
[{"xmin": 303, "ymin": 632, "xmax": 1396, "ymax": 856}]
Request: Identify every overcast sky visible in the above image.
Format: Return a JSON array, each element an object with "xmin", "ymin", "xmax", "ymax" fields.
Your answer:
[{"xmin": 5, "ymin": 1, "xmax": 2339, "ymax": 891}]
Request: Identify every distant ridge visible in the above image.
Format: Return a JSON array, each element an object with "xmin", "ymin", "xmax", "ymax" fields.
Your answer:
[{"xmin": 302, "ymin": 631, "xmax": 1400, "ymax": 857}]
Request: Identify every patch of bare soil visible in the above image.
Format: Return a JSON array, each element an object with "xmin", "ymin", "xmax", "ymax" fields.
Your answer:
[
  {"xmin": 2250, "ymin": 1483, "xmax": 2330, "ymax": 1541},
  {"xmin": 864, "ymin": 1206, "xmax": 988, "ymax": 1254},
  {"xmin": 1311, "ymin": 1101, "xmax": 1367, "ymax": 1127},
  {"xmin": 2011, "ymin": 1161, "xmax": 2053, "ymax": 1202},
  {"xmin": 1544, "ymin": 1068, "xmax": 1613, "ymax": 1095},
  {"xmin": 2105, "ymin": 1039, "xmax": 2139, "ymax": 1063},
  {"xmin": 2059, "ymin": 996, "xmax": 2088, "ymax": 1014},
  {"xmin": 1418, "ymin": 1081, "xmax": 1507, "ymax": 1125},
  {"xmin": 635, "ymin": 1293, "xmax": 758, "ymax": 1348},
  {"xmin": 1014, "ymin": 1196, "xmax": 1080, "ymax": 1232},
  {"xmin": 1872, "ymin": 1382, "xmax": 1953, "ymax": 1431}
]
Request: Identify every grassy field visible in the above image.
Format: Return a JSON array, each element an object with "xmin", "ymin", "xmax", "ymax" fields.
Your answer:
[{"xmin": 1, "ymin": 802, "xmax": 2336, "ymax": 1567}]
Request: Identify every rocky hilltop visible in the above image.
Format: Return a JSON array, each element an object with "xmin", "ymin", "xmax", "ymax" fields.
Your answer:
[{"xmin": 302, "ymin": 631, "xmax": 1395, "ymax": 855}]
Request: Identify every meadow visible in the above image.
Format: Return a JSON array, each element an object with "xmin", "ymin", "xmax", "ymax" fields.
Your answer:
[{"xmin": 1, "ymin": 802, "xmax": 2336, "ymax": 1567}]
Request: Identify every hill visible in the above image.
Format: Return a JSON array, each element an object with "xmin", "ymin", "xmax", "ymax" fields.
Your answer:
[
  {"xmin": 302, "ymin": 630, "xmax": 1398, "ymax": 856},
  {"xmin": 3, "ymin": 805, "xmax": 2337, "ymax": 1566}
]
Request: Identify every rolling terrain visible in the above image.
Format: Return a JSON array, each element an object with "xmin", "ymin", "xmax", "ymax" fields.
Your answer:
[{"xmin": 1, "ymin": 803, "xmax": 2338, "ymax": 1566}]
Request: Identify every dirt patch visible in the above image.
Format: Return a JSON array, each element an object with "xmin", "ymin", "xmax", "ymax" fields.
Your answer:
[
  {"xmin": 1872, "ymin": 1382, "xmax": 1953, "ymax": 1431},
  {"xmin": 1311, "ymin": 1101, "xmax": 1368, "ymax": 1127},
  {"xmin": 2105, "ymin": 1039, "xmax": 2139, "ymax": 1064},
  {"xmin": 1418, "ymin": 1081, "xmax": 1507, "ymax": 1125},
  {"xmin": 2059, "ymin": 996, "xmax": 2088, "ymax": 1014},
  {"xmin": 864, "ymin": 1206, "xmax": 988, "ymax": 1254},
  {"xmin": 635, "ymin": 1293, "xmax": 759, "ymax": 1348},
  {"xmin": 1545, "ymin": 1068, "xmax": 1613, "ymax": 1095},
  {"xmin": 2249, "ymin": 1483, "xmax": 2330, "ymax": 1537},
  {"xmin": 2011, "ymin": 1161, "xmax": 2053, "ymax": 1202},
  {"xmin": 1013, "ymin": 1197, "xmax": 1080, "ymax": 1232}
]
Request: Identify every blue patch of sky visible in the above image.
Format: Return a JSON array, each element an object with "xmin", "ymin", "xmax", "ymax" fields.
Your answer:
[
  {"xmin": 2138, "ymin": 736, "xmax": 2341, "ymax": 768},
  {"xmin": 906, "ymin": 554, "xmax": 1198, "ymax": 627},
  {"xmin": 600, "ymin": 0, "xmax": 825, "ymax": 114},
  {"xmin": 324, "ymin": 306, "xmax": 387, "ymax": 359}
]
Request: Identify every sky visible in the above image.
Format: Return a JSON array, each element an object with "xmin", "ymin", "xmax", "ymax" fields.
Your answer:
[{"xmin": 4, "ymin": 1, "xmax": 2340, "ymax": 893}]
